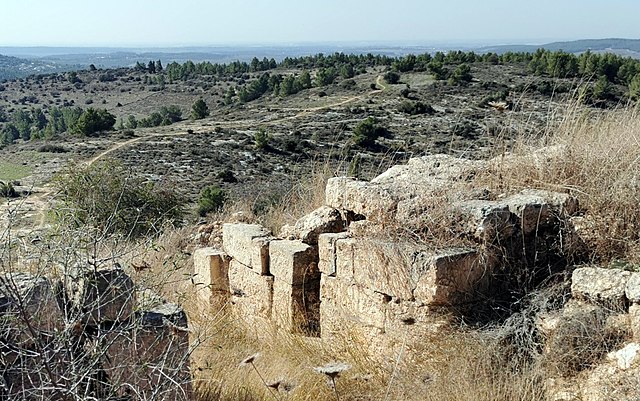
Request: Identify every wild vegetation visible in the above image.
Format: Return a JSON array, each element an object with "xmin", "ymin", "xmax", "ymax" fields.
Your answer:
[{"xmin": 2, "ymin": 47, "xmax": 640, "ymax": 400}]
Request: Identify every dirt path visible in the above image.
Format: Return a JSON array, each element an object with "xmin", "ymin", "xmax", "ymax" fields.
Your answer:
[{"xmin": 20, "ymin": 76, "xmax": 388, "ymax": 229}]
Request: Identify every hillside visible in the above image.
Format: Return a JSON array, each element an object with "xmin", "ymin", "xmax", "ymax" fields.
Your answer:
[
  {"xmin": 479, "ymin": 37, "xmax": 640, "ymax": 58},
  {"xmin": 0, "ymin": 54, "xmax": 73, "ymax": 80}
]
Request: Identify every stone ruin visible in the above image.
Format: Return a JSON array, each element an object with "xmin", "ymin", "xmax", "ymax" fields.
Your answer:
[
  {"xmin": 193, "ymin": 153, "xmax": 640, "ymax": 398},
  {"xmin": 193, "ymin": 154, "xmax": 587, "ymax": 347},
  {"xmin": 0, "ymin": 266, "xmax": 192, "ymax": 400}
]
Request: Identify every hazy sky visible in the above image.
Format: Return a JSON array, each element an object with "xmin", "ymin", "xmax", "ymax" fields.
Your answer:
[{"xmin": 2, "ymin": 0, "xmax": 639, "ymax": 47}]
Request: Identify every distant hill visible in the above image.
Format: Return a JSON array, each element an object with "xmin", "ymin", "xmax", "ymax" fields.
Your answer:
[
  {"xmin": 478, "ymin": 38, "xmax": 640, "ymax": 58},
  {"xmin": 0, "ymin": 54, "xmax": 74, "ymax": 80}
]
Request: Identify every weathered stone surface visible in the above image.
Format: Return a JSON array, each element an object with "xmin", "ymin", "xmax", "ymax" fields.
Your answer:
[
  {"xmin": 64, "ymin": 265, "xmax": 136, "ymax": 324},
  {"xmin": 413, "ymin": 248, "xmax": 492, "ymax": 306},
  {"xmin": 498, "ymin": 190, "xmax": 578, "ymax": 235},
  {"xmin": 318, "ymin": 232, "xmax": 349, "ymax": 277},
  {"xmin": 607, "ymin": 343, "xmax": 640, "ymax": 370},
  {"xmin": 625, "ymin": 272, "xmax": 640, "ymax": 304},
  {"xmin": 193, "ymin": 248, "xmax": 230, "ymax": 304},
  {"xmin": 451, "ymin": 200, "xmax": 514, "ymax": 241},
  {"xmin": 571, "ymin": 267, "xmax": 631, "ymax": 309},
  {"xmin": 580, "ymin": 362, "xmax": 640, "ymax": 401},
  {"xmin": 222, "ymin": 223, "xmax": 272, "ymax": 274},
  {"xmin": 630, "ymin": 304, "xmax": 640, "ymax": 342},
  {"xmin": 542, "ymin": 301, "xmax": 612, "ymax": 370},
  {"xmin": 269, "ymin": 240, "xmax": 319, "ymax": 286},
  {"xmin": 320, "ymin": 275, "xmax": 387, "ymax": 334},
  {"xmin": 325, "ymin": 177, "xmax": 397, "ymax": 220},
  {"xmin": 272, "ymin": 279, "xmax": 320, "ymax": 335},
  {"xmin": 0, "ymin": 273, "xmax": 63, "ymax": 345},
  {"xmin": 103, "ymin": 292, "xmax": 192, "ymax": 401},
  {"xmin": 291, "ymin": 206, "xmax": 344, "ymax": 244},
  {"xmin": 228, "ymin": 260, "xmax": 273, "ymax": 321}
]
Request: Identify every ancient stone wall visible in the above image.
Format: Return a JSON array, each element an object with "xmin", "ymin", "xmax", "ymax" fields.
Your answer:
[{"xmin": 0, "ymin": 267, "xmax": 192, "ymax": 400}]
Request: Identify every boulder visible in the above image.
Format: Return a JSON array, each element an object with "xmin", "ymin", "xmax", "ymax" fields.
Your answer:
[
  {"xmin": 269, "ymin": 240, "xmax": 319, "ymax": 286},
  {"xmin": 0, "ymin": 273, "xmax": 63, "ymax": 345},
  {"xmin": 64, "ymin": 264, "xmax": 135, "ymax": 324},
  {"xmin": 222, "ymin": 223, "xmax": 272, "ymax": 275},
  {"xmin": 571, "ymin": 267, "xmax": 631, "ymax": 309},
  {"xmin": 290, "ymin": 206, "xmax": 344, "ymax": 244},
  {"xmin": 625, "ymin": 272, "xmax": 640, "ymax": 304},
  {"xmin": 607, "ymin": 343, "xmax": 640, "ymax": 370},
  {"xmin": 102, "ymin": 290, "xmax": 192, "ymax": 401}
]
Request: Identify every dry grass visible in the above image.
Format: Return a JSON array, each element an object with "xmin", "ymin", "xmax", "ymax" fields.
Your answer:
[{"xmin": 483, "ymin": 102, "xmax": 640, "ymax": 262}]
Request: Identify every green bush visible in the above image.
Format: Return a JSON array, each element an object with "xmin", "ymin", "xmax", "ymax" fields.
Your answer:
[
  {"xmin": 352, "ymin": 117, "xmax": 387, "ymax": 148},
  {"xmin": 254, "ymin": 128, "xmax": 271, "ymax": 150},
  {"xmin": 52, "ymin": 159, "xmax": 184, "ymax": 237},
  {"xmin": 398, "ymin": 101, "xmax": 435, "ymax": 115},
  {"xmin": 0, "ymin": 181, "xmax": 17, "ymax": 198},
  {"xmin": 198, "ymin": 185, "xmax": 227, "ymax": 216}
]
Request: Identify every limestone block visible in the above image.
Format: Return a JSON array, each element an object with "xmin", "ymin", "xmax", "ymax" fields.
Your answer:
[
  {"xmin": 606, "ymin": 343, "xmax": 640, "ymax": 370},
  {"xmin": 291, "ymin": 206, "xmax": 344, "ymax": 244},
  {"xmin": 452, "ymin": 200, "xmax": 514, "ymax": 241},
  {"xmin": 228, "ymin": 260, "xmax": 273, "ymax": 321},
  {"xmin": 625, "ymin": 272, "xmax": 640, "ymax": 303},
  {"xmin": 498, "ymin": 190, "xmax": 577, "ymax": 235},
  {"xmin": 272, "ymin": 278, "xmax": 320, "ymax": 335},
  {"xmin": 571, "ymin": 267, "xmax": 631, "ymax": 309},
  {"xmin": 413, "ymin": 248, "xmax": 490, "ymax": 306},
  {"xmin": 269, "ymin": 240, "xmax": 319, "ymax": 286},
  {"xmin": 103, "ymin": 294, "xmax": 192, "ymax": 401},
  {"xmin": 320, "ymin": 275, "xmax": 387, "ymax": 334},
  {"xmin": 630, "ymin": 304, "xmax": 640, "ymax": 342},
  {"xmin": 0, "ymin": 273, "xmax": 63, "ymax": 346},
  {"xmin": 350, "ymin": 239, "xmax": 415, "ymax": 300},
  {"xmin": 325, "ymin": 177, "xmax": 397, "ymax": 219},
  {"xmin": 318, "ymin": 232, "xmax": 349, "ymax": 277},
  {"xmin": 64, "ymin": 265, "xmax": 135, "ymax": 324},
  {"xmin": 222, "ymin": 223, "xmax": 272, "ymax": 274},
  {"xmin": 193, "ymin": 248, "xmax": 230, "ymax": 303}
]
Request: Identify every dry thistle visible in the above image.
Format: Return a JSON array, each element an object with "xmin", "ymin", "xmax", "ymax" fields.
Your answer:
[
  {"xmin": 239, "ymin": 352, "xmax": 261, "ymax": 366},
  {"xmin": 314, "ymin": 362, "xmax": 351, "ymax": 401},
  {"xmin": 239, "ymin": 353, "xmax": 282, "ymax": 401}
]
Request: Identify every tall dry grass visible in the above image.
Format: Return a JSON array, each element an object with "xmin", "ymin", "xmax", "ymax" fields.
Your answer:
[{"xmin": 485, "ymin": 102, "xmax": 640, "ymax": 262}]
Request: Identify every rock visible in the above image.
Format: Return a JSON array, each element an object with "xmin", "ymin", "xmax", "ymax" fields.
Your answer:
[
  {"xmin": 228, "ymin": 260, "xmax": 274, "ymax": 323},
  {"xmin": 272, "ymin": 279, "xmax": 320, "ymax": 335},
  {"xmin": 581, "ymin": 362, "xmax": 640, "ymax": 401},
  {"xmin": 542, "ymin": 301, "xmax": 612, "ymax": 371},
  {"xmin": 291, "ymin": 206, "xmax": 344, "ymax": 244},
  {"xmin": 64, "ymin": 264, "xmax": 136, "ymax": 324},
  {"xmin": 222, "ymin": 223, "xmax": 272, "ymax": 275},
  {"xmin": 325, "ymin": 177, "xmax": 396, "ymax": 220},
  {"xmin": 625, "ymin": 272, "xmax": 640, "ymax": 303},
  {"xmin": 102, "ymin": 291, "xmax": 192, "ymax": 401},
  {"xmin": 413, "ymin": 248, "xmax": 493, "ymax": 306},
  {"xmin": 451, "ymin": 200, "xmax": 514, "ymax": 241},
  {"xmin": 318, "ymin": 232, "xmax": 350, "ymax": 277},
  {"xmin": 0, "ymin": 273, "xmax": 63, "ymax": 345},
  {"xmin": 607, "ymin": 343, "xmax": 640, "ymax": 370},
  {"xmin": 571, "ymin": 267, "xmax": 631, "ymax": 309},
  {"xmin": 192, "ymin": 248, "xmax": 230, "ymax": 305},
  {"xmin": 496, "ymin": 190, "xmax": 578, "ymax": 235},
  {"xmin": 269, "ymin": 240, "xmax": 319, "ymax": 286}
]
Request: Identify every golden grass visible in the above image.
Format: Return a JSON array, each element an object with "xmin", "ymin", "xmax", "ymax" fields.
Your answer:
[{"xmin": 484, "ymin": 102, "xmax": 640, "ymax": 262}]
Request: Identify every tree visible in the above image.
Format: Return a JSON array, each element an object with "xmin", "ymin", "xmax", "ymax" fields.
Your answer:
[
  {"xmin": 352, "ymin": 117, "xmax": 387, "ymax": 148},
  {"xmin": 384, "ymin": 71, "xmax": 400, "ymax": 84},
  {"xmin": 72, "ymin": 108, "xmax": 116, "ymax": 136},
  {"xmin": 1, "ymin": 123, "xmax": 19, "ymax": 144},
  {"xmin": 629, "ymin": 73, "xmax": 640, "ymax": 100},
  {"xmin": 190, "ymin": 99, "xmax": 209, "ymax": 120},
  {"xmin": 197, "ymin": 185, "xmax": 227, "ymax": 216},
  {"xmin": 449, "ymin": 63, "xmax": 473, "ymax": 85},
  {"xmin": 148, "ymin": 60, "xmax": 156, "ymax": 74},
  {"xmin": 156, "ymin": 59, "xmax": 163, "ymax": 72}
]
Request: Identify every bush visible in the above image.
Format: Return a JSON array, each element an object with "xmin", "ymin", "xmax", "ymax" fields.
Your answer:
[
  {"xmin": 352, "ymin": 117, "xmax": 387, "ymax": 148},
  {"xmin": 37, "ymin": 144, "xmax": 68, "ymax": 153},
  {"xmin": 398, "ymin": 100, "xmax": 435, "ymax": 115},
  {"xmin": 197, "ymin": 185, "xmax": 227, "ymax": 216},
  {"xmin": 0, "ymin": 181, "xmax": 17, "ymax": 198},
  {"xmin": 191, "ymin": 98, "xmax": 209, "ymax": 120},
  {"xmin": 384, "ymin": 71, "xmax": 401, "ymax": 84},
  {"xmin": 52, "ymin": 159, "xmax": 184, "ymax": 237},
  {"xmin": 254, "ymin": 128, "xmax": 271, "ymax": 150}
]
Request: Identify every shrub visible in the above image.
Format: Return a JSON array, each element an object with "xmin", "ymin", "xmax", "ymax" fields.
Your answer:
[
  {"xmin": 384, "ymin": 71, "xmax": 401, "ymax": 84},
  {"xmin": 254, "ymin": 128, "xmax": 271, "ymax": 150},
  {"xmin": 37, "ymin": 144, "xmax": 68, "ymax": 153},
  {"xmin": 52, "ymin": 159, "xmax": 184, "ymax": 237},
  {"xmin": 191, "ymin": 98, "xmax": 209, "ymax": 120},
  {"xmin": 198, "ymin": 185, "xmax": 227, "ymax": 216},
  {"xmin": 352, "ymin": 117, "xmax": 387, "ymax": 148},
  {"xmin": 398, "ymin": 100, "xmax": 435, "ymax": 115},
  {"xmin": 0, "ymin": 181, "xmax": 17, "ymax": 198}
]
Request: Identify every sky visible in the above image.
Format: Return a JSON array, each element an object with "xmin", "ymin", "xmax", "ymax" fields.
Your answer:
[{"xmin": 1, "ymin": 0, "xmax": 639, "ymax": 47}]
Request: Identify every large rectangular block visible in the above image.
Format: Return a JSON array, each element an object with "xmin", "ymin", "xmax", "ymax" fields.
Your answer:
[
  {"xmin": 413, "ymin": 248, "xmax": 491, "ymax": 306},
  {"xmin": 320, "ymin": 275, "xmax": 387, "ymax": 335},
  {"xmin": 228, "ymin": 260, "xmax": 273, "ymax": 321},
  {"xmin": 318, "ymin": 232, "xmax": 349, "ymax": 277},
  {"xmin": 193, "ymin": 248, "xmax": 230, "ymax": 304},
  {"xmin": 273, "ymin": 278, "xmax": 320, "ymax": 335},
  {"xmin": 631, "ymin": 304, "xmax": 640, "ymax": 342},
  {"xmin": 223, "ymin": 223, "xmax": 272, "ymax": 275},
  {"xmin": 325, "ymin": 177, "xmax": 397, "ymax": 220},
  {"xmin": 269, "ymin": 240, "xmax": 319, "ymax": 286}
]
